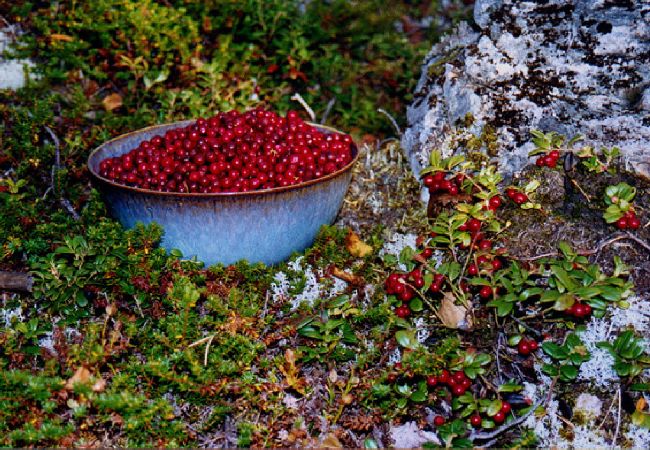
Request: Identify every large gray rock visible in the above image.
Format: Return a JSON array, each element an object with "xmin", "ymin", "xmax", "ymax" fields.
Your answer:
[{"xmin": 402, "ymin": 0, "xmax": 650, "ymax": 180}]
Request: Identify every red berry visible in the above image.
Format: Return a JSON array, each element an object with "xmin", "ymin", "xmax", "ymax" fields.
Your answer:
[
  {"xmin": 528, "ymin": 340, "xmax": 539, "ymax": 351},
  {"xmin": 467, "ymin": 218, "xmax": 482, "ymax": 232},
  {"xmin": 387, "ymin": 373, "xmax": 397, "ymax": 383},
  {"xmin": 395, "ymin": 305, "xmax": 411, "ymax": 318},
  {"xmin": 438, "ymin": 370, "xmax": 451, "ymax": 385},
  {"xmin": 452, "ymin": 385, "xmax": 466, "ymax": 396},
  {"xmin": 616, "ymin": 217, "xmax": 628, "ymax": 229},
  {"xmin": 477, "ymin": 255, "xmax": 489, "ymax": 265},
  {"xmin": 549, "ymin": 150, "xmax": 560, "ymax": 159},
  {"xmin": 512, "ymin": 192, "xmax": 528, "ymax": 204},
  {"xmin": 434, "ymin": 415, "xmax": 445, "ymax": 426},
  {"xmin": 582, "ymin": 303, "xmax": 592, "ymax": 317},
  {"xmin": 467, "ymin": 264, "xmax": 479, "ymax": 276},
  {"xmin": 461, "ymin": 378, "xmax": 472, "ymax": 389},
  {"xmin": 500, "ymin": 401, "xmax": 511, "ymax": 414},
  {"xmin": 452, "ymin": 371, "xmax": 466, "ymax": 384},
  {"xmin": 488, "ymin": 195, "xmax": 502, "ymax": 209},
  {"xmin": 470, "ymin": 414, "xmax": 482, "ymax": 428},
  {"xmin": 518, "ymin": 340, "xmax": 531, "ymax": 356},
  {"xmin": 493, "ymin": 411, "xmax": 506, "ymax": 424},
  {"xmin": 479, "ymin": 286, "xmax": 493, "ymax": 299},
  {"xmin": 394, "ymin": 362, "xmax": 403, "ymax": 371},
  {"xmin": 448, "ymin": 185, "xmax": 459, "ymax": 195},
  {"xmin": 423, "ymin": 175, "xmax": 435, "ymax": 188},
  {"xmin": 421, "ymin": 248, "xmax": 434, "ymax": 259},
  {"xmin": 544, "ymin": 155, "xmax": 557, "ymax": 168},
  {"xmin": 629, "ymin": 217, "xmax": 641, "ymax": 230},
  {"xmin": 427, "ymin": 376, "xmax": 438, "ymax": 387},
  {"xmin": 573, "ymin": 303, "xmax": 587, "ymax": 318},
  {"xmin": 478, "ymin": 240, "xmax": 493, "ymax": 250},
  {"xmin": 491, "ymin": 259, "xmax": 503, "ymax": 271},
  {"xmin": 535, "ymin": 157, "xmax": 545, "ymax": 167},
  {"xmin": 506, "ymin": 188, "xmax": 516, "ymax": 199}
]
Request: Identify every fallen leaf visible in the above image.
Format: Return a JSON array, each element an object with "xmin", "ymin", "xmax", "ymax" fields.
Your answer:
[
  {"xmin": 102, "ymin": 93, "xmax": 123, "ymax": 111},
  {"xmin": 320, "ymin": 433, "xmax": 343, "ymax": 448},
  {"xmin": 65, "ymin": 366, "xmax": 91, "ymax": 390},
  {"xmin": 438, "ymin": 292, "xmax": 473, "ymax": 330},
  {"xmin": 345, "ymin": 230, "xmax": 373, "ymax": 257},
  {"xmin": 330, "ymin": 265, "xmax": 364, "ymax": 285},
  {"xmin": 50, "ymin": 34, "xmax": 74, "ymax": 42},
  {"xmin": 278, "ymin": 349, "xmax": 306, "ymax": 394},
  {"xmin": 92, "ymin": 378, "xmax": 107, "ymax": 393}
]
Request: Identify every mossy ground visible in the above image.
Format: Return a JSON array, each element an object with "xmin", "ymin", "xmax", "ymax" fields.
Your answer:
[{"xmin": 1, "ymin": 0, "xmax": 650, "ymax": 448}]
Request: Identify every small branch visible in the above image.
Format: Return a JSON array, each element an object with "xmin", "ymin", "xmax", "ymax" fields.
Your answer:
[
  {"xmin": 320, "ymin": 97, "xmax": 336, "ymax": 124},
  {"xmin": 613, "ymin": 385, "xmax": 622, "ymax": 446},
  {"xmin": 470, "ymin": 397, "xmax": 543, "ymax": 441},
  {"xmin": 518, "ymin": 233, "xmax": 650, "ymax": 261},
  {"xmin": 377, "ymin": 108, "xmax": 402, "ymax": 137},
  {"xmin": 495, "ymin": 332, "xmax": 504, "ymax": 384},
  {"xmin": 290, "ymin": 93, "xmax": 315, "ymax": 122},
  {"xmin": 0, "ymin": 271, "xmax": 33, "ymax": 292},
  {"xmin": 43, "ymin": 125, "xmax": 80, "ymax": 221}
]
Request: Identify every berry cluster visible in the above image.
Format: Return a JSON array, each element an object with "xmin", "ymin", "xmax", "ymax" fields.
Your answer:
[
  {"xmin": 517, "ymin": 338, "xmax": 539, "ymax": 356},
  {"xmin": 615, "ymin": 210, "xmax": 641, "ymax": 230},
  {"xmin": 535, "ymin": 150, "xmax": 560, "ymax": 168},
  {"xmin": 98, "ymin": 109, "xmax": 354, "ymax": 193},
  {"xmin": 423, "ymin": 171, "xmax": 466, "ymax": 196},
  {"xmin": 505, "ymin": 188, "xmax": 528, "ymax": 205}
]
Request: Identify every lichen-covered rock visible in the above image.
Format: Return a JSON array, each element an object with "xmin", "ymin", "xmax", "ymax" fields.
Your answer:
[
  {"xmin": 403, "ymin": 0, "xmax": 650, "ymax": 181},
  {"xmin": 0, "ymin": 28, "xmax": 34, "ymax": 90}
]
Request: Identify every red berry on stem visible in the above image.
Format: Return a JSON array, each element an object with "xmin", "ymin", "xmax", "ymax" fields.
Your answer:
[
  {"xmin": 489, "ymin": 195, "xmax": 502, "ymax": 209},
  {"xmin": 468, "ymin": 264, "xmax": 479, "ymax": 277},
  {"xmin": 427, "ymin": 376, "xmax": 438, "ymax": 387},
  {"xmin": 434, "ymin": 416, "xmax": 445, "ymax": 426},
  {"xmin": 479, "ymin": 286, "xmax": 493, "ymax": 299},
  {"xmin": 518, "ymin": 340, "xmax": 531, "ymax": 356},
  {"xmin": 629, "ymin": 217, "xmax": 641, "ymax": 230},
  {"xmin": 512, "ymin": 192, "xmax": 528, "ymax": 204},
  {"xmin": 470, "ymin": 414, "xmax": 482, "ymax": 428},
  {"xmin": 500, "ymin": 401, "xmax": 511, "ymax": 414},
  {"xmin": 452, "ymin": 385, "xmax": 466, "ymax": 396},
  {"xmin": 438, "ymin": 370, "xmax": 451, "ymax": 385},
  {"xmin": 616, "ymin": 217, "xmax": 628, "ymax": 229},
  {"xmin": 493, "ymin": 411, "xmax": 506, "ymax": 424}
]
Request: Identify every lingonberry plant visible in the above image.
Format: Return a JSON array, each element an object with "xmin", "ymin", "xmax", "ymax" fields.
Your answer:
[{"xmin": 603, "ymin": 182, "xmax": 641, "ymax": 230}]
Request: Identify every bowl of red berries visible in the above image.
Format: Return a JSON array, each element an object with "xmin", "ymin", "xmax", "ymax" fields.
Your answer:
[{"xmin": 88, "ymin": 108, "xmax": 358, "ymax": 265}]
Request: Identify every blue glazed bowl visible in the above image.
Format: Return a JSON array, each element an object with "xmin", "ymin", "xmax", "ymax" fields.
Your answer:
[{"xmin": 87, "ymin": 120, "xmax": 358, "ymax": 266}]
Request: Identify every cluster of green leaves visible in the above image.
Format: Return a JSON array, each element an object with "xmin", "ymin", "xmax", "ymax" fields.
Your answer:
[
  {"xmin": 597, "ymin": 330, "xmax": 650, "ymax": 379},
  {"xmin": 577, "ymin": 145, "xmax": 621, "ymax": 174},
  {"xmin": 541, "ymin": 333, "xmax": 591, "ymax": 381},
  {"xmin": 603, "ymin": 182, "xmax": 637, "ymax": 223}
]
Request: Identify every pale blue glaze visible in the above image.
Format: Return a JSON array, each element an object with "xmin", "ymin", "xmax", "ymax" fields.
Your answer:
[{"xmin": 88, "ymin": 121, "xmax": 357, "ymax": 266}]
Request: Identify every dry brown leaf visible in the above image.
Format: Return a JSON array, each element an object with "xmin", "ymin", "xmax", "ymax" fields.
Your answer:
[
  {"xmin": 278, "ymin": 349, "xmax": 306, "ymax": 394},
  {"xmin": 92, "ymin": 378, "xmax": 107, "ymax": 393},
  {"xmin": 50, "ymin": 33, "xmax": 74, "ymax": 42},
  {"xmin": 102, "ymin": 93, "xmax": 123, "ymax": 111},
  {"xmin": 330, "ymin": 265, "xmax": 364, "ymax": 286},
  {"xmin": 65, "ymin": 366, "xmax": 91, "ymax": 390},
  {"xmin": 320, "ymin": 433, "xmax": 343, "ymax": 448},
  {"xmin": 438, "ymin": 292, "xmax": 473, "ymax": 330},
  {"xmin": 345, "ymin": 230, "xmax": 373, "ymax": 257}
]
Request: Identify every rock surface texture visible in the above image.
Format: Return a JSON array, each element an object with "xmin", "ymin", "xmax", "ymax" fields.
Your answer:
[{"xmin": 402, "ymin": 0, "xmax": 650, "ymax": 179}]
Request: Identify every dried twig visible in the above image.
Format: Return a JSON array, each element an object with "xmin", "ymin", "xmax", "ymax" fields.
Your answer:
[
  {"xmin": 320, "ymin": 97, "xmax": 336, "ymax": 124},
  {"xmin": 43, "ymin": 125, "xmax": 80, "ymax": 220},
  {"xmin": 290, "ymin": 93, "xmax": 315, "ymax": 122},
  {"xmin": 470, "ymin": 397, "xmax": 543, "ymax": 441},
  {"xmin": 613, "ymin": 385, "xmax": 622, "ymax": 446},
  {"xmin": 377, "ymin": 108, "xmax": 402, "ymax": 137},
  {"xmin": 518, "ymin": 233, "xmax": 650, "ymax": 261}
]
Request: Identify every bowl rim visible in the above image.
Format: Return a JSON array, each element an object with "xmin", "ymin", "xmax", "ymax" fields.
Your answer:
[{"xmin": 87, "ymin": 120, "xmax": 359, "ymax": 198}]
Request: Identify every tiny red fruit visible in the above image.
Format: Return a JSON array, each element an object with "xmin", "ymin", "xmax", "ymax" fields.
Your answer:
[
  {"xmin": 468, "ymin": 264, "xmax": 479, "ymax": 276},
  {"xmin": 434, "ymin": 415, "xmax": 445, "ymax": 426},
  {"xmin": 470, "ymin": 414, "xmax": 482, "ymax": 428},
  {"xmin": 395, "ymin": 305, "xmax": 411, "ymax": 318},
  {"xmin": 493, "ymin": 411, "xmax": 506, "ymax": 424},
  {"xmin": 452, "ymin": 385, "xmax": 466, "ymax": 396},
  {"xmin": 479, "ymin": 285, "xmax": 493, "ymax": 299},
  {"xmin": 518, "ymin": 340, "xmax": 531, "ymax": 356},
  {"xmin": 629, "ymin": 217, "xmax": 641, "ymax": 230},
  {"xmin": 528, "ymin": 340, "xmax": 539, "ymax": 351},
  {"xmin": 489, "ymin": 195, "xmax": 502, "ymax": 209},
  {"xmin": 512, "ymin": 192, "xmax": 528, "ymax": 204},
  {"xmin": 426, "ymin": 376, "xmax": 438, "ymax": 387},
  {"xmin": 438, "ymin": 370, "xmax": 451, "ymax": 385},
  {"xmin": 452, "ymin": 371, "xmax": 466, "ymax": 385},
  {"xmin": 616, "ymin": 217, "xmax": 628, "ymax": 230},
  {"xmin": 500, "ymin": 401, "xmax": 512, "ymax": 414}
]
